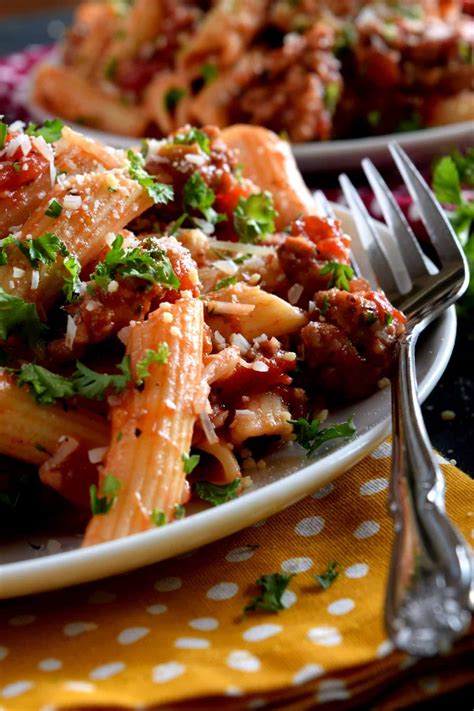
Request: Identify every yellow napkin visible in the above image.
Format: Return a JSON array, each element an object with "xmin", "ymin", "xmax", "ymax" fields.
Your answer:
[{"xmin": 1, "ymin": 442, "xmax": 473, "ymax": 710}]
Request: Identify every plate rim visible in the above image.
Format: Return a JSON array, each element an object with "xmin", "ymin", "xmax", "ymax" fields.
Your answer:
[{"xmin": 0, "ymin": 205, "xmax": 457, "ymax": 599}]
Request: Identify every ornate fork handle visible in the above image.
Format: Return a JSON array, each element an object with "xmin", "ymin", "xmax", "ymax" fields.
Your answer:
[{"xmin": 385, "ymin": 329, "xmax": 473, "ymax": 656}]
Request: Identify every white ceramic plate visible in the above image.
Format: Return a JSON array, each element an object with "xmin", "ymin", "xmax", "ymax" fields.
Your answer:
[
  {"xmin": 22, "ymin": 50, "xmax": 473, "ymax": 172},
  {"xmin": 0, "ymin": 206, "xmax": 457, "ymax": 599}
]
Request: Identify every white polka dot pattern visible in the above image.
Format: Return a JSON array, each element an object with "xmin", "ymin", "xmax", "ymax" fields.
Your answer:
[
  {"xmin": 8, "ymin": 615, "xmax": 36, "ymax": 627},
  {"xmin": 38, "ymin": 659, "xmax": 62, "ymax": 672},
  {"xmin": 327, "ymin": 598, "xmax": 355, "ymax": 616},
  {"xmin": 307, "ymin": 627, "xmax": 342, "ymax": 647},
  {"xmin": 281, "ymin": 557, "xmax": 313, "ymax": 573},
  {"xmin": 154, "ymin": 577, "xmax": 182, "ymax": 592},
  {"xmin": 226, "ymin": 650, "xmax": 261, "ymax": 673},
  {"xmin": 294, "ymin": 516, "xmax": 325, "ymax": 537},
  {"xmin": 242, "ymin": 624, "xmax": 282, "ymax": 642},
  {"xmin": 146, "ymin": 604, "xmax": 168, "ymax": 616},
  {"xmin": 206, "ymin": 582, "xmax": 239, "ymax": 600},
  {"xmin": 89, "ymin": 662, "xmax": 125, "ymax": 680},
  {"xmin": 311, "ymin": 483, "xmax": 334, "ymax": 499},
  {"xmin": 376, "ymin": 640, "xmax": 395, "ymax": 658},
  {"xmin": 1, "ymin": 681, "xmax": 34, "ymax": 698},
  {"xmin": 174, "ymin": 637, "xmax": 210, "ymax": 649},
  {"xmin": 117, "ymin": 627, "xmax": 150, "ymax": 645},
  {"xmin": 188, "ymin": 618, "xmax": 219, "ymax": 631},
  {"xmin": 292, "ymin": 664, "xmax": 325, "ymax": 686},
  {"xmin": 62, "ymin": 681, "xmax": 95, "ymax": 693},
  {"xmin": 353, "ymin": 520, "xmax": 380, "ymax": 539},
  {"xmin": 225, "ymin": 546, "xmax": 257, "ymax": 562},
  {"xmin": 316, "ymin": 678, "xmax": 351, "ymax": 702},
  {"xmin": 0, "ymin": 647, "xmax": 8, "ymax": 662},
  {"xmin": 152, "ymin": 662, "xmax": 186, "ymax": 684},
  {"xmin": 345, "ymin": 563, "xmax": 369, "ymax": 579},
  {"xmin": 360, "ymin": 478, "xmax": 388, "ymax": 496},
  {"xmin": 63, "ymin": 622, "xmax": 97, "ymax": 637}
]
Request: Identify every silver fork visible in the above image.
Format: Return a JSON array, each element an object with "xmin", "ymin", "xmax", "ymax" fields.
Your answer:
[{"xmin": 334, "ymin": 145, "xmax": 472, "ymax": 657}]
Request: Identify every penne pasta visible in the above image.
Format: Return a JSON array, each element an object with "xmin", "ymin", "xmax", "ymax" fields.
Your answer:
[
  {"xmin": 0, "ymin": 170, "xmax": 153, "ymax": 314},
  {"xmin": 82, "ymin": 296, "xmax": 204, "ymax": 545},
  {"xmin": 0, "ymin": 371, "xmax": 108, "ymax": 467},
  {"xmin": 229, "ymin": 392, "xmax": 293, "ymax": 445},
  {"xmin": 55, "ymin": 126, "xmax": 126, "ymax": 175},
  {"xmin": 221, "ymin": 125, "xmax": 318, "ymax": 229},
  {"xmin": 206, "ymin": 283, "xmax": 307, "ymax": 341},
  {"xmin": 34, "ymin": 65, "xmax": 149, "ymax": 137},
  {"xmin": 100, "ymin": 0, "xmax": 163, "ymax": 69},
  {"xmin": 64, "ymin": 2, "xmax": 120, "ymax": 78}
]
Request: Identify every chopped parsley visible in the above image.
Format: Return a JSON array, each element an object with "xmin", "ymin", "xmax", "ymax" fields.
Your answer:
[
  {"xmin": 136, "ymin": 344, "xmax": 169, "ymax": 383},
  {"xmin": 396, "ymin": 112, "xmax": 423, "ymax": 133},
  {"xmin": 104, "ymin": 56, "xmax": 118, "ymax": 81},
  {"xmin": 151, "ymin": 508, "xmax": 167, "ymax": 526},
  {"xmin": 73, "ymin": 355, "xmax": 132, "ymax": 400},
  {"xmin": 90, "ymin": 474, "xmax": 121, "ymax": 515},
  {"xmin": 200, "ymin": 63, "xmax": 218, "ymax": 84},
  {"xmin": 324, "ymin": 82, "xmax": 341, "ymax": 115},
  {"xmin": 215, "ymin": 275, "xmax": 238, "ymax": 291},
  {"xmin": 195, "ymin": 478, "xmax": 240, "ymax": 506},
  {"xmin": 45, "ymin": 199, "xmax": 63, "ymax": 218},
  {"xmin": 91, "ymin": 234, "xmax": 179, "ymax": 290},
  {"xmin": 12, "ymin": 162, "xmax": 22, "ymax": 173},
  {"xmin": 174, "ymin": 128, "xmax": 211, "ymax": 155},
  {"xmin": 25, "ymin": 118, "xmax": 64, "ymax": 143},
  {"xmin": 127, "ymin": 149, "xmax": 174, "ymax": 205},
  {"xmin": 182, "ymin": 452, "xmax": 200, "ymax": 475},
  {"xmin": 319, "ymin": 261, "xmax": 354, "ymax": 290},
  {"xmin": 233, "ymin": 192, "xmax": 277, "ymax": 243},
  {"xmin": 17, "ymin": 233, "xmax": 67, "ymax": 268},
  {"xmin": 385, "ymin": 312, "xmax": 393, "ymax": 325},
  {"xmin": 164, "ymin": 87, "xmax": 186, "ymax": 113},
  {"xmin": 367, "ymin": 110, "xmax": 381, "ymax": 128},
  {"xmin": 314, "ymin": 560, "xmax": 340, "ymax": 590},
  {"xmin": 0, "ymin": 120, "xmax": 7, "ymax": 149},
  {"xmin": 0, "ymin": 235, "xmax": 17, "ymax": 266},
  {"xmin": 289, "ymin": 415, "xmax": 356, "ymax": 457},
  {"xmin": 62, "ymin": 254, "xmax": 82, "ymax": 302},
  {"xmin": 0, "ymin": 288, "xmax": 45, "ymax": 345},
  {"xmin": 183, "ymin": 173, "xmax": 226, "ymax": 226},
  {"xmin": 17, "ymin": 363, "xmax": 75, "ymax": 405},
  {"xmin": 174, "ymin": 504, "xmax": 186, "ymax": 519},
  {"xmin": 244, "ymin": 573, "xmax": 294, "ymax": 614}
]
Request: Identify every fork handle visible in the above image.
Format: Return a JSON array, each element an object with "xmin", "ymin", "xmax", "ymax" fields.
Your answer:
[{"xmin": 385, "ymin": 330, "xmax": 472, "ymax": 656}]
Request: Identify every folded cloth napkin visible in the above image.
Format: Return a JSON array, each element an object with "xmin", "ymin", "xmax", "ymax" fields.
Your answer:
[{"xmin": 1, "ymin": 441, "xmax": 472, "ymax": 710}]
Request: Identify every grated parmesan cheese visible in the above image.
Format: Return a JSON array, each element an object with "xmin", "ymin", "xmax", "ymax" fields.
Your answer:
[
  {"xmin": 12, "ymin": 267, "xmax": 25, "ymax": 279},
  {"xmin": 65, "ymin": 315, "xmax": 77, "ymax": 350},
  {"xmin": 288, "ymin": 283, "xmax": 303, "ymax": 305},
  {"xmin": 63, "ymin": 194, "xmax": 82, "ymax": 210},
  {"xmin": 31, "ymin": 270, "xmax": 39, "ymax": 290},
  {"xmin": 88, "ymin": 446, "xmax": 108, "ymax": 464}
]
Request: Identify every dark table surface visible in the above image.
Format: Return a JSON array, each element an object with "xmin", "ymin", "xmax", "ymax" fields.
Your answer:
[{"xmin": 1, "ymin": 9, "xmax": 473, "ymax": 475}]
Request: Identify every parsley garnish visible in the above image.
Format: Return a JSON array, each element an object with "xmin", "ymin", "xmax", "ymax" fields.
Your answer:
[
  {"xmin": 90, "ymin": 474, "xmax": 121, "ymax": 515},
  {"xmin": 367, "ymin": 110, "xmax": 381, "ymax": 128},
  {"xmin": 324, "ymin": 82, "xmax": 341, "ymax": 114},
  {"xmin": 200, "ymin": 63, "xmax": 218, "ymax": 84},
  {"xmin": 215, "ymin": 275, "xmax": 238, "ymax": 291},
  {"xmin": 314, "ymin": 560, "xmax": 340, "ymax": 590},
  {"xmin": 151, "ymin": 508, "xmax": 166, "ymax": 526},
  {"xmin": 104, "ymin": 56, "xmax": 118, "ymax": 81},
  {"xmin": 17, "ymin": 363, "xmax": 75, "ymax": 405},
  {"xmin": 0, "ymin": 235, "xmax": 17, "ymax": 266},
  {"xmin": 0, "ymin": 288, "xmax": 45, "ymax": 345},
  {"xmin": 91, "ymin": 234, "xmax": 179, "ymax": 289},
  {"xmin": 12, "ymin": 162, "xmax": 22, "ymax": 173},
  {"xmin": 0, "ymin": 121, "xmax": 7, "ymax": 149},
  {"xmin": 290, "ymin": 415, "xmax": 356, "ymax": 457},
  {"xmin": 73, "ymin": 355, "xmax": 132, "ymax": 400},
  {"xmin": 433, "ymin": 154, "xmax": 474, "ymax": 243},
  {"xmin": 195, "ymin": 478, "xmax": 240, "ymax": 506},
  {"xmin": 174, "ymin": 128, "xmax": 211, "ymax": 155},
  {"xmin": 244, "ymin": 573, "xmax": 294, "ymax": 614},
  {"xmin": 174, "ymin": 504, "xmax": 186, "ymax": 519},
  {"xmin": 319, "ymin": 261, "xmax": 354, "ymax": 290},
  {"xmin": 62, "ymin": 254, "xmax": 82, "ymax": 302},
  {"xmin": 182, "ymin": 452, "xmax": 200, "ymax": 475},
  {"xmin": 127, "ymin": 149, "xmax": 174, "ymax": 205},
  {"xmin": 233, "ymin": 192, "xmax": 277, "ymax": 243},
  {"xmin": 25, "ymin": 118, "xmax": 64, "ymax": 143},
  {"xmin": 136, "ymin": 344, "xmax": 169, "ymax": 383},
  {"xmin": 17, "ymin": 233, "xmax": 67, "ymax": 268},
  {"xmin": 45, "ymin": 199, "xmax": 63, "ymax": 218},
  {"xmin": 183, "ymin": 173, "xmax": 226, "ymax": 226},
  {"xmin": 396, "ymin": 112, "xmax": 423, "ymax": 133},
  {"xmin": 164, "ymin": 87, "xmax": 186, "ymax": 113}
]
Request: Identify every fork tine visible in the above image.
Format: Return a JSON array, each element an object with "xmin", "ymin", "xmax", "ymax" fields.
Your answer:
[
  {"xmin": 314, "ymin": 190, "xmax": 363, "ymax": 279},
  {"xmin": 389, "ymin": 143, "xmax": 465, "ymax": 265},
  {"xmin": 339, "ymin": 174, "xmax": 400, "ymax": 298},
  {"xmin": 361, "ymin": 158, "xmax": 430, "ymax": 281}
]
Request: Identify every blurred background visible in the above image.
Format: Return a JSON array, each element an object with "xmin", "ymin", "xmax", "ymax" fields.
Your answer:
[{"xmin": 0, "ymin": 1, "xmax": 77, "ymax": 52}]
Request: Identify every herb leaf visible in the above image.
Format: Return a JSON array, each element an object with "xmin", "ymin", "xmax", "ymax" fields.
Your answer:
[
  {"xmin": 0, "ymin": 120, "xmax": 7, "ymax": 149},
  {"xmin": 0, "ymin": 288, "xmax": 45, "ymax": 345},
  {"xmin": 182, "ymin": 452, "xmax": 200, "ymax": 475},
  {"xmin": 73, "ymin": 355, "xmax": 132, "ymax": 400},
  {"xmin": 17, "ymin": 233, "xmax": 67, "ymax": 268},
  {"xmin": 25, "ymin": 118, "xmax": 64, "ymax": 143},
  {"xmin": 45, "ymin": 199, "xmax": 63, "ymax": 218},
  {"xmin": 233, "ymin": 192, "xmax": 277, "ymax": 243},
  {"xmin": 136, "ymin": 344, "xmax": 169, "ymax": 383},
  {"xmin": 17, "ymin": 363, "xmax": 75, "ymax": 405},
  {"xmin": 215, "ymin": 275, "xmax": 238, "ymax": 291},
  {"xmin": 127, "ymin": 149, "xmax": 174, "ymax": 205},
  {"xmin": 200, "ymin": 63, "xmax": 218, "ymax": 84},
  {"xmin": 244, "ymin": 573, "xmax": 294, "ymax": 614},
  {"xmin": 62, "ymin": 254, "xmax": 82, "ymax": 302},
  {"xmin": 195, "ymin": 478, "xmax": 240, "ymax": 506},
  {"xmin": 151, "ymin": 508, "xmax": 167, "ymax": 526},
  {"xmin": 314, "ymin": 560, "xmax": 340, "ymax": 590},
  {"xmin": 433, "ymin": 156, "xmax": 462, "ymax": 206},
  {"xmin": 174, "ymin": 128, "xmax": 211, "ymax": 155},
  {"xmin": 0, "ymin": 235, "xmax": 17, "ymax": 266},
  {"xmin": 90, "ymin": 474, "xmax": 121, "ymax": 515},
  {"xmin": 183, "ymin": 173, "xmax": 225, "ymax": 226},
  {"xmin": 91, "ymin": 234, "xmax": 179, "ymax": 290},
  {"xmin": 164, "ymin": 87, "xmax": 186, "ymax": 113},
  {"xmin": 319, "ymin": 261, "xmax": 354, "ymax": 290},
  {"xmin": 290, "ymin": 415, "xmax": 356, "ymax": 457}
]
